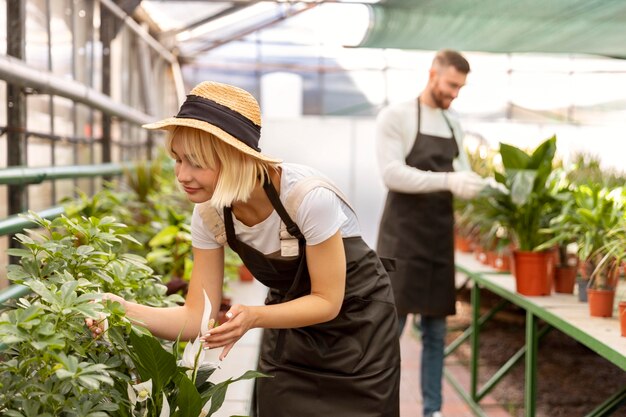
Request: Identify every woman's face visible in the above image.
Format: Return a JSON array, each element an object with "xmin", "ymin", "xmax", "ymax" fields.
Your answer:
[{"xmin": 171, "ymin": 139, "xmax": 219, "ymax": 203}]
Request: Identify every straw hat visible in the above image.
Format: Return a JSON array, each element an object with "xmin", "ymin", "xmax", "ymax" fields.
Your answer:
[{"xmin": 143, "ymin": 81, "xmax": 281, "ymax": 163}]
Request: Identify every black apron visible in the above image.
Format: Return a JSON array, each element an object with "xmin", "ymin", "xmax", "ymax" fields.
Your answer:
[
  {"xmin": 376, "ymin": 97, "xmax": 459, "ymax": 317},
  {"xmin": 223, "ymin": 179, "xmax": 400, "ymax": 417}
]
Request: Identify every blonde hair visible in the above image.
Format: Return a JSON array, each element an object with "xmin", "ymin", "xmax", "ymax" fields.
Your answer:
[{"xmin": 166, "ymin": 126, "xmax": 278, "ymax": 208}]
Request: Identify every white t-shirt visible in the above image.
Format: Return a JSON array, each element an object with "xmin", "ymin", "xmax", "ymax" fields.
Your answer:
[
  {"xmin": 191, "ymin": 163, "xmax": 360, "ymax": 254},
  {"xmin": 375, "ymin": 99, "xmax": 471, "ymax": 194}
]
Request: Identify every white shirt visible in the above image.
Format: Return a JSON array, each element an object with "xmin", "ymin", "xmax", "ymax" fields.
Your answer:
[
  {"xmin": 375, "ymin": 99, "xmax": 471, "ymax": 193},
  {"xmin": 191, "ymin": 163, "xmax": 360, "ymax": 254}
]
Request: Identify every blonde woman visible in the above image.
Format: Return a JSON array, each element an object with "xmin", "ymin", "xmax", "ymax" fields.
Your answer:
[{"xmin": 92, "ymin": 81, "xmax": 400, "ymax": 417}]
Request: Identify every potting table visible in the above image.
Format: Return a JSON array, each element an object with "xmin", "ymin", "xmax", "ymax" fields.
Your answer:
[{"xmin": 448, "ymin": 251, "xmax": 626, "ymax": 417}]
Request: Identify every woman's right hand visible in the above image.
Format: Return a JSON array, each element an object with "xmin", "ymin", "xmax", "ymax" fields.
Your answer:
[{"xmin": 85, "ymin": 293, "xmax": 126, "ymax": 338}]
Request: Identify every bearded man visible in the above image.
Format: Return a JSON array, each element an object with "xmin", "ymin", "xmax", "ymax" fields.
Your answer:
[{"xmin": 375, "ymin": 49, "xmax": 489, "ymax": 417}]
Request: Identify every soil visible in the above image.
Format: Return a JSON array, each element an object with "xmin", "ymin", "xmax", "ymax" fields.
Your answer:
[{"xmin": 447, "ymin": 287, "xmax": 626, "ymax": 417}]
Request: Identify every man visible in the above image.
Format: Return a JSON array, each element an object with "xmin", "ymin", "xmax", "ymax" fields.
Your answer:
[{"xmin": 375, "ymin": 49, "xmax": 489, "ymax": 417}]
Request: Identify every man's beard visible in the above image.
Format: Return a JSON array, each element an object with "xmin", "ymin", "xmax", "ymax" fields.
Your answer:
[{"xmin": 430, "ymin": 88, "xmax": 452, "ymax": 110}]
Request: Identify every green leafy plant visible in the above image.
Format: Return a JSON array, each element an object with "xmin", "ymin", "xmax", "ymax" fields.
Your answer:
[
  {"xmin": 479, "ymin": 135, "xmax": 560, "ymax": 251},
  {"xmin": 0, "ymin": 212, "xmax": 263, "ymax": 416},
  {"xmin": 537, "ymin": 184, "xmax": 624, "ymax": 288}
]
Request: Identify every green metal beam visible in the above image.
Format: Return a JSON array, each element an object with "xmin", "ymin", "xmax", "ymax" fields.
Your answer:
[
  {"xmin": 525, "ymin": 311, "xmax": 538, "ymax": 417},
  {"xmin": 0, "ymin": 162, "xmax": 131, "ymax": 185},
  {"xmin": 585, "ymin": 386, "xmax": 626, "ymax": 417},
  {"xmin": 445, "ymin": 299, "xmax": 509, "ymax": 357},
  {"xmin": 0, "ymin": 284, "xmax": 29, "ymax": 306},
  {"xmin": 476, "ymin": 325, "xmax": 552, "ymax": 402},
  {"xmin": 444, "ymin": 367, "xmax": 490, "ymax": 417},
  {"xmin": 0, "ymin": 206, "xmax": 65, "ymax": 236}
]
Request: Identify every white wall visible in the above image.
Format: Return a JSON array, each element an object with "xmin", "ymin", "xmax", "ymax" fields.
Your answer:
[{"xmin": 262, "ymin": 116, "xmax": 387, "ymax": 248}]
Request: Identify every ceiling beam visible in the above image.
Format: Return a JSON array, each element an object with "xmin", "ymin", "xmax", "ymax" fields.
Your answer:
[{"xmin": 182, "ymin": 3, "xmax": 320, "ymax": 59}]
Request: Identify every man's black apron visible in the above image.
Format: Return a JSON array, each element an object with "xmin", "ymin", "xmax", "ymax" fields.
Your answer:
[
  {"xmin": 376, "ymin": 97, "xmax": 459, "ymax": 317},
  {"xmin": 223, "ymin": 179, "xmax": 400, "ymax": 417}
]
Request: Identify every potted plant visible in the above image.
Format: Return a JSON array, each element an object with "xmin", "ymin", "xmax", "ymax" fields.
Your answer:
[
  {"xmin": 478, "ymin": 136, "xmax": 560, "ymax": 296},
  {"xmin": 588, "ymin": 204, "xmax": 626, "ymax": 317},
  {"xmin": 534, "ymin": 181, "xmax": 579, "ymax": 295},
  {"xmin": 454, "ymin": 199, "xmax": 479, "ymax": 253},
  {"xmin": 538, "ymin": 184, "xmax": 624, "ymax": 304}
]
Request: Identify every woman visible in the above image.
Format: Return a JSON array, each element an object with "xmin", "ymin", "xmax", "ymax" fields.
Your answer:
[{"xmin": 94, "ymin": 81, "xmax": 400, "ymax": 417}]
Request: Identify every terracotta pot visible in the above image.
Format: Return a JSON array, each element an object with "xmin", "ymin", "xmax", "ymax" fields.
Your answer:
[
  {"xmin": 512, "ymin": 250, "xmax": 554, "ymax": 296},
  {"xmin": 455, "ymin": 236, "xmax": 473, "ymax": 253},
  {"xmin": 238, "ymin": 264, "xmax": 254, "ymax": 282},
  {"xmin": 554, "ymin": 265, "xmax": 577, "ymax": 294},
  {"xmin": 492, "ymin": 253, "xmax": 511, "ymax": 272},
  {"xmin": 587, "ymin": 288, "xmax": 615, "ymax": 317},
  {"xmin": 474, "ymin": 247, "xmax": 488, "ymax": 265},
  {"xmin": 619, "ymin": 302, "xmax": 626, "ymax": 337}
]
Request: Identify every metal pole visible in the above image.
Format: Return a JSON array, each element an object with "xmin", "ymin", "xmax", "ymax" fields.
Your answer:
[
  {"xmin": 470, "ymin": 281, "xmax": 481, "ymax": 400},
  {"xmin": 525, "ymin": 310, "xmax": 538, "ymax": 417},
  {"xmin": 101, "ymin": 4, "xmax": 114, "ymax": 165},
  {"xmin": 6, "ymin": 0, "xmax": 27, "ymax": 216}
]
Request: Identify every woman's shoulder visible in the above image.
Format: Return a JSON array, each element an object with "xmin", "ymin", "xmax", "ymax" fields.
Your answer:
[{"xmin": 280, "ymin": 163, "xmax": 329, "ymax": 191}]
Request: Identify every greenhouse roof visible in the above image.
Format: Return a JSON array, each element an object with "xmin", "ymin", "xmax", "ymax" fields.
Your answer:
[{"xmin": 358, "ymin": 0, "xmax": 626, "ymax": 58}]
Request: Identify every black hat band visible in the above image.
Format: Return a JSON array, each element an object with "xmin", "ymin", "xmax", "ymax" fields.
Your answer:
[{"xmin": 175, "ymin": 95, "xmax": 262, "ymax": 152}]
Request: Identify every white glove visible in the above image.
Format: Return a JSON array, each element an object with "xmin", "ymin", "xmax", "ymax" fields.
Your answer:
[
  {"xmin": 444, "ymin": 171, "xmax": 488, "ymax": 199},
  {"xmin": 485, "ymin": 177, "xmax": 508, "ymax": 194}
]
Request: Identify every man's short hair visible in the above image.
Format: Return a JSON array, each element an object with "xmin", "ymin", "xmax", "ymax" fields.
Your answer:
[{"xmin": 433, "ymin": 49, "xmax": 470, "ymax": 74}]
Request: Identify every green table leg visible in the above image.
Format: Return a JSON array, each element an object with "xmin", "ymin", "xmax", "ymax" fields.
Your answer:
[{"xmin": 525, "ymin": 310, "xmax": 538, "ymax": 417}]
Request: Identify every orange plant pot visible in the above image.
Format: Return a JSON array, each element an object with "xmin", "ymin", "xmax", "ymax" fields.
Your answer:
[
  {"xmin": 238, "ymin": 264, "xmax": 254, "ymax": 282},
  {"xmin": 587, "ymin": 288, "xmax": 615, "ymax": 317},
  {"xmin": 455, "ymin": 236, "xmax": 473, "ymax": 253},
  {"xmin": 492, "ymin": 253, "xmax": 511, "ymax": 272},
  {"xmin": 619, "ymin": 302, "xmax": 626, "ymax": 337},
  {"xmin": 512, "ymin": 250, "xmax": 554, "ymax": 296},
  {"xmin": 554, "ymin": 265, "xmax": 577, "ymax": 294}
]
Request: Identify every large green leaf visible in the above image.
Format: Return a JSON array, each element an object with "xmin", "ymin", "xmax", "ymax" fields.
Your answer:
[
  {"xmin": 529, "ymin": 136, "xmax": 557, "ymax": 190},
  {"xmin": 128, "ymin": 330, "xmax": 178, "ymax": 395},
  {"xmin": 510, "ymin": 170, "xmax": 536, "ymax": 206},
  {"xmin": 149, "ymin": 226, "xmax": 179, "ymax": 247},
  {"xmin": 172, "ymin": 373, "xmax": 203, "ymax": 417},
  {"xmin": 500, "ymin": 142, "xmax": 530, "ymax": 170}
]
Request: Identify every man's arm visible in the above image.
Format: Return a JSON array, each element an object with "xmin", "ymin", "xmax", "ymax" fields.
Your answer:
[{"xmin": 375, "ymin": 102, "xmax": 448, "ymax": 194}]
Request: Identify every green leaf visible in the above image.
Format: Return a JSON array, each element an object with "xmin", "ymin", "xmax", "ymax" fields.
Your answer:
[
  {"xmin": 500, "ymin": 142, "xmax": 530, "ymax": 170},
  {"xmin": 510, "ymin": 170, "xmax": 536, "ymax": 206},
  {"xmin": 173, "ymin": 373, "xmax": 203, "ymax": 417},
  {"xmin": 76, "ymin": 245, "xmax": 95, "ymax": 256},
  {"xmin": 5, "ymin": 248, "xmax": 31, "ymax": 258},
  {"xmin": 149, "ymin": 226, "xmax": 179, "ymax": 247},
  {"xmin": 128, "ymin": 330, "xmax": 178, "ymax": 395}
]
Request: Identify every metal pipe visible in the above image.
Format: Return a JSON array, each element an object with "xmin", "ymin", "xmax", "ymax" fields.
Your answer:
[
  {"xmin": 98, "ymin": 0, "xmax": 177, "ymax": 64},
  {"xmin": 0, "ymin": 206, "xmax": 65, "ymax": 237},
  {"xmin": 0, "ymin": 162, "xmax": 132, "ymax": 186},
  {"xmin": 0, "ymin": 55, "xmax": 154, "ymax": 125}
]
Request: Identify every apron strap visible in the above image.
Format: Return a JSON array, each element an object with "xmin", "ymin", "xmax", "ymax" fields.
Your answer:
[
  {"xmin": 195, "ymin": 175, "xmax": 355, "ymax": 257},
  {"xmin": 197, "ymin": 202, "xmax": 228, "ymax": 246},
  {"xmin": 222, "ymin": 206, "xmax": 239, "ymax": 250},
  {"xmin": 278, "ymin": 176, "xmax": 355, "ymax": 257}
]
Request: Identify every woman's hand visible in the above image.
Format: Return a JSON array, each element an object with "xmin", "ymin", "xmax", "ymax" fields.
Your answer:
[
  {"xmin": 200, "ymin": 304, "xmax": 254, "ymax": 360},
  {"xmin": 85, "ymin": 293, "xmax": 126, "ymax": 338}
]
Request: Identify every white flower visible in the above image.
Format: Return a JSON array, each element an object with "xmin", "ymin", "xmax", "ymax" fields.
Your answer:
[
  {"xmin": 178, "ymin": 290, "xmax": 221, "ymax": 373},
  {"xmin": 179, "ymin": 337, "xmax": 205, "ymax": 370},
  {"xmin": 200, "ymin": 289, "xmax": 213, "ymax": 335},
  {"xmin": 159, "ymin": 392, "xmax": 170, "ymax": 417},
  {"xmin": 128, "ymin": 379, "xmax": 153, "ymax": 406}
]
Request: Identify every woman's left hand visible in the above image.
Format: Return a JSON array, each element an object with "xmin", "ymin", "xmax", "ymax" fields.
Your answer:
[{"xmin": 200, "ymin": 303, "xmax": 254, "ymax": 360}]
